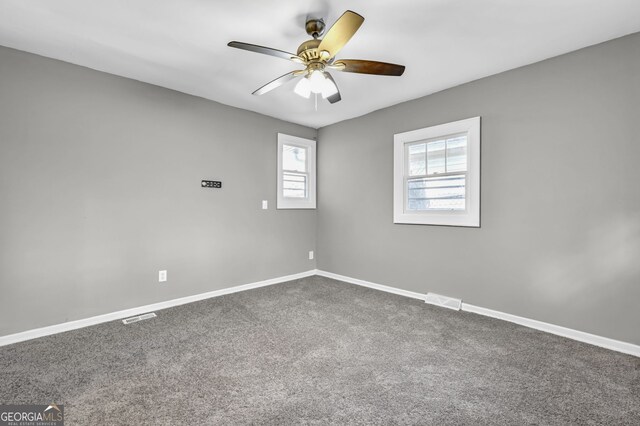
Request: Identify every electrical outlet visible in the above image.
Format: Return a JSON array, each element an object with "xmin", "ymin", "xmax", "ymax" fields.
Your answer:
[
  {"xmin": 309, "ymin": 251, "xmax": 314, "ymax": 260},
  {"xmin": 159, "ymin": 270, "xmax": 167, "ymax": 283},
  {"xmin": 262, "ymin": 200, "xmax": 268, "ymax": 209}
]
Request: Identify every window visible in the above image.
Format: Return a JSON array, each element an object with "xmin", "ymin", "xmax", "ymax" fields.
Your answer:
[
  {"xmin": 393, "ymin": 117, "xmax": 480, "ymax": 227},
  {"xmin": 277, "ymin": 133, "xmax": 316, "ymax": 209}
]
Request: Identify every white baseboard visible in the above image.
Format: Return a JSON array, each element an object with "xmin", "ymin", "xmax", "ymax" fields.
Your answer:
[
  {"xmin": 461, "ymin": 303, "xmax": 640, "ymax": 358},
  {"xmin": 315, "ymin": 270, "xmax": 425, "ymax": 300},
  {"xmin": 0, "ymin": 269, "xmax": 317, "ymax": 347},
  {"xmin": 3, "ymin": 269, "xmax": 639, "ymax": 358},
  {"xmin": 316, "ymin": 270, "xmax": 640, "ymax": 358}
]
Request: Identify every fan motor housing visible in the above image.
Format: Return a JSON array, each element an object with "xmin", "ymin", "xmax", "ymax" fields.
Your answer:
[{"xmin": 297, "ymin": 39, "xmax": 322, "ymax": 62}]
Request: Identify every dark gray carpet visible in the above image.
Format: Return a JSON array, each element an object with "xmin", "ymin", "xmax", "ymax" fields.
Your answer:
[{"xmin": 0, "ymin": 276, "xmax": 638, "ymax": 425}]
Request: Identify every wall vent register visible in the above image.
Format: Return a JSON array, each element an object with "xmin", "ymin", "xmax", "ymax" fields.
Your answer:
[{"xmin": 122, "ymin": 313, "xmax": 157, "ymax": 325}]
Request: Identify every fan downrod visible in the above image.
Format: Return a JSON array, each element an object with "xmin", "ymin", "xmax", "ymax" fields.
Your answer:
[{"xmin": 305, "ymin": 18, "xmax": 325, "ymax": 39}]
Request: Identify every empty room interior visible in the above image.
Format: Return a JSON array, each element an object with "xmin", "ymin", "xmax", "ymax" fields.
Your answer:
[{"xmin": 1, "ymin": 0, "xmax": 639, "ymax": 424}]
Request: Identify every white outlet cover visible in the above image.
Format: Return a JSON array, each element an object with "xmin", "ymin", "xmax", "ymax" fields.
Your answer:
[
  {"xmin": 159, "ymin": 270, "xmax": 167, "ymax": 282},
  {"xmin": 309, "ymin": 251, "xmax": 314, "ymax": 260},
  {"xmin": 262, "ymin": 200, "xmax": 268, "ymax": 210}
]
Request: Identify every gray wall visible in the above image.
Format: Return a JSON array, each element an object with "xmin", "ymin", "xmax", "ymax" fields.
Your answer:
[
  {"xmin": 0, "ymin": 46, "xmax": 317, "ymax": 336},
  {"xmin": 2, "ymin": 33, "xmax": 639, "ymax": 345},
  {"xmin": 317, "ymin": 33, "xmax": 640, "ymax": 345}
]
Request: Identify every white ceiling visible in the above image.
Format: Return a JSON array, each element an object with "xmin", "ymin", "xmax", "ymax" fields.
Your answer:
[{"xmin": 1, "ymin": 1, "xmax": 639, "ymax": 129}]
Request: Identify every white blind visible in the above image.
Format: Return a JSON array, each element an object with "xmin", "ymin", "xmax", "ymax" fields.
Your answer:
[{"xmin": 283, "ymin": 172, "xmax": 307, "ymax": 198}]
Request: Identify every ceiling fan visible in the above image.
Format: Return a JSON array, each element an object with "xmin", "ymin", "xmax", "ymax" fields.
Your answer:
[{"xmin": 227, "ymin": 10, "xmax": 405, "ymax": 104}]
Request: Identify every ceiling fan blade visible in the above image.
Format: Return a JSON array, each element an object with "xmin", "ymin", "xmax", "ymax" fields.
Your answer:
[
  {"xmin": 323, "ymin": 73, "xmax": 341, "ymax": 104},
  {"xmin": 331, "ymin": 59, "xmax": 405, "ymax": 76},
  {"xmin": 252, "ymin": 71, "xmax": 301, "ymax": 96},
  {"xmin": 318, "ymin": 11, "xmax": 364, "ymax": 59},
  {"xmin": 228, "ymin": 41, "xmax": 303, "ymax": 63}
]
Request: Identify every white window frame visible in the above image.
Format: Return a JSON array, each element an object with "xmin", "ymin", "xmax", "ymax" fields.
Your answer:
[
  {"xmin": 393, "ymin": 117, "xmax": 480, "ymax": 227},
  {"xmin": 277, "ymin": 133, "xmax": 316, "ymax": 209}
]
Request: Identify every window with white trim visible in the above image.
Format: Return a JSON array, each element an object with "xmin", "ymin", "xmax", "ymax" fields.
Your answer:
[
  {"xmin": 277, "ymin": 133, "xmax": 316, "ymax": 209},
  {"xmin": 393, "ymin": 117, "xmax": 480, "ymax": 227}
]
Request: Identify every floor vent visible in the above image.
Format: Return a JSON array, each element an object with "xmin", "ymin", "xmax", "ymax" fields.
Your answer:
[
  {"xmin": 425, "ymin": 293, "xmax": 462, "ymax": 311},
  {"xmin": 122, "ymin": 313, "xmax": 156, "ymax": 325}
]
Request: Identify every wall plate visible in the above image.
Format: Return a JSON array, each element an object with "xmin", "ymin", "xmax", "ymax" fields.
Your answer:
[{"xmin": 202, "ymin": 180, "xmax": 222, "ymax": 188}]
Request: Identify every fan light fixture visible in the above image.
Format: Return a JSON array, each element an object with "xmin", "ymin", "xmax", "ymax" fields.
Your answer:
[
  {"xmin": 309, "ymin": 70, "xmax": 325, "ymax": 93},
  {"xmin": 321, "ymin": 75, "xmax": 338, "ymax": 98},
  {"xmin": 294, "ymin": 77, "xmax": 311, "ymax": 98},
  {"xmin": 294, "ymin": 71, "xmax": 338, "ymax": 99}
]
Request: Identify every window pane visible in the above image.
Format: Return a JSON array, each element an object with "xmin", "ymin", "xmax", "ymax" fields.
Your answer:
[
  {"xmin": 427, "ymin": 140, "xmax": 446, "ymax": 175},
  {"xmin": 407, "ymin": 174, "xmax": 466, "ymax": 211},
  {"xmin": 446, "ymin": 135, "xmax": 467, "ymax": 173},
  {"xmin": 283, "ymin": 144, "xmax": 306, "ymax": 172},
  {"xmin": 408, "ymin": 143, "xmax": 426, "ymax": 176},
  {"xmin": 283, "ymin": 172, "xmax": 307, "ymax": 198}
]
